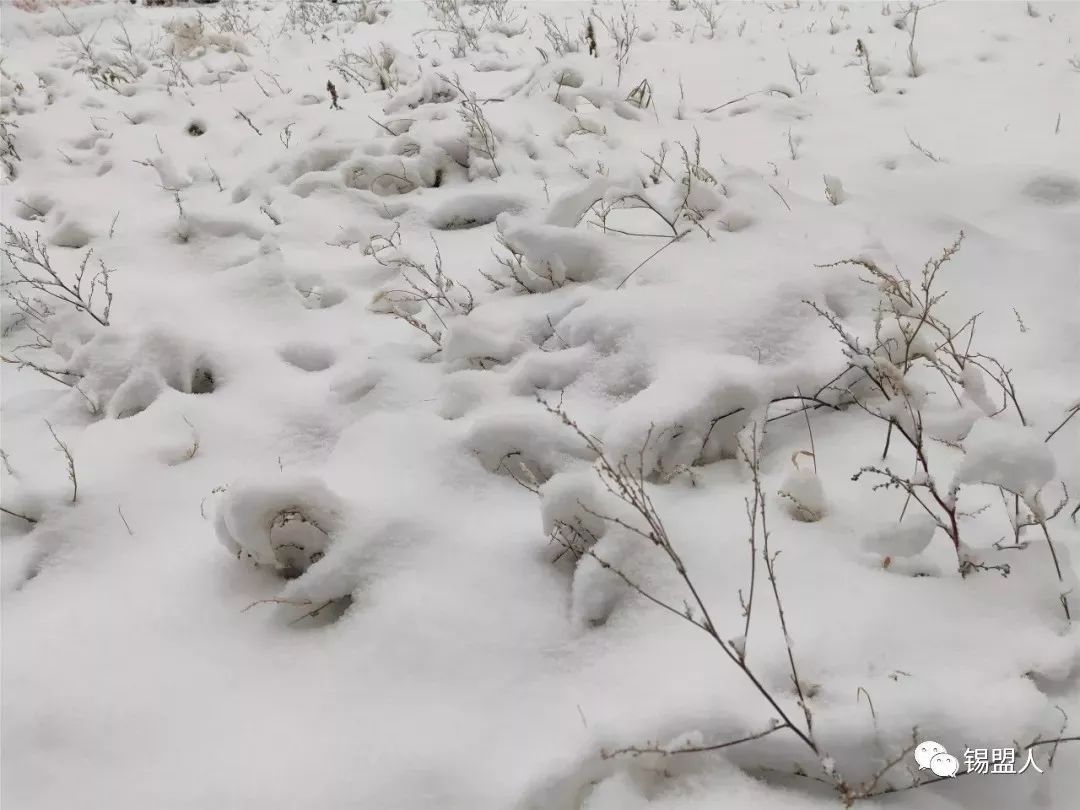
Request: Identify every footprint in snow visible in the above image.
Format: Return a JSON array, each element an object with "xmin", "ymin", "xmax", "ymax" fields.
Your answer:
[
  {"xmin": 279, "ymin": 343, "xmax": 336, "ymax": 373},
  {"xmin": 293, "ymin": 275, "xmax": 346, "ymax": 309},
  {"xmin": 1023, "ymin": 174, "xmax": 1080, "ymax": 206}
]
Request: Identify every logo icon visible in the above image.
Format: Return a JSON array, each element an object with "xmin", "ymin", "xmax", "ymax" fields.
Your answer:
[
  {"xmin": 914, "ymin": 741, "xmax": 960, "ymax": 777},
  {"xmin": 914, "ymin": 741, "xmax": 946, "ymax": 770}
]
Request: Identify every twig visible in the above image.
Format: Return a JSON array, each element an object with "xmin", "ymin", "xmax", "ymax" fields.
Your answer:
[
  {"xmin": 856, "ymin": 39, "xmax": 880, "ymax": 93},
  {"xmin": 241, "ymin": 597, "xmax": 313, "ymax": 613},
  {"xmin": 367, "ymin": 115, "xmax": 396, "ymax": 136},
  {"xmin": 234, "ymin": 109, "xmax": 262, "ymax": 135},
  {"xmin": 615, "ymin": 230, "xmax": 690, "ymax": 289},
  {"xmin": 3, "ymin": 225, "xmax": 113, "ymax": 327},
  {"xmin": 905, "ymin": 129, "xmax": 945, "ymax": 162},
  {"xmin": 703, "ymin": 86, "xmax": 793, "ymax": 113},
  {"xmin": 603, "ymin": 723, "xmax": 785, "ymax": 758},
  {"xmin": 1, "ymin": 505, "xmax": 37, "ymax": 525},
  {"xmin": 1045, "ymin": 403, "xmax": 1079, "ymax": 443},
  {"xmin": 45, "ymin": 420, "xmax": 77, "ymax": 503},
  {"xmin": 797, "ymin": 386, "xmax": 818, "ymax": 472},
  {"xmin": 117, "ymin": 505, "xmax": 134, "ymax": 536},
  {"xmin": 745, "ymin": 426, "xmax": 818, "ymax": 747},
  {"xmin": 288, "ymin": 599, "xmax": 337, "ymax": 624},
  {"xmin": 768, "ymin": 183, "xmax": 792, "ymax": 211}
]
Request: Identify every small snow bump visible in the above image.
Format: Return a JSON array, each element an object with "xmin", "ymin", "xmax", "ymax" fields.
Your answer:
[
  {"xmin": 957, "ymin": 419, "xmax": 1055, "ymax": 499},
  {"xmin": 862, "ymin": 515, "xmax": 937, "ymax": 558}
]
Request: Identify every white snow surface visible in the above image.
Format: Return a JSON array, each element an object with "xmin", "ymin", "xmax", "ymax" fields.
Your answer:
[{"xmin": 2, "ymin": 1, "xmax": 1080, "ymax": 809}]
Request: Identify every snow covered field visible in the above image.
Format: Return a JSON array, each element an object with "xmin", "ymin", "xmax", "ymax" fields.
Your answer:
[{"xmin": 2, "ymin": 0, "xmax": 1080, "ymax": 808}]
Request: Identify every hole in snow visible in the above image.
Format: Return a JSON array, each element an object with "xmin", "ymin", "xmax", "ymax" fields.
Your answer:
[
  {"xmin": 14, "ymin": 194, "xmax": 54, "ymax": 220},
  {"xmin": 187, "ymin": 120, "xmax": 206, "ymax": 137},
  {"xmin": 554, "ymin": 68, "xmax": 584, "ymax": 88},
  {"xmin": 294, "ymin": 276, "xmax": 346, "ymax": 309},
  {"xmin": 49, "ymin": 219, "xmax": 93, "ymax": 249},
  {"xmin": 115, "ymin": 399, "xmax": 153, "ymax": 420},
  {"xmin": 166, "ymin": 365, "xmax": 217, "ymax": 395},
  {"xmin": 270, "ymin": 509, "xmax": 331, "ymax": 579},
  {"xmin": 428, "ymin": 193, "xmax": 526, "ymax": 230},
  {"xmin": 279, "ymin": 344, "xmax": 336, "ymax": 372},
  {"xmin": 189, "ymin": 367, "xmax": 216, "ymax": 394},
  {"xmin": 1023, "ymin": 174, "xmax": 1080, "ymax": 206}
]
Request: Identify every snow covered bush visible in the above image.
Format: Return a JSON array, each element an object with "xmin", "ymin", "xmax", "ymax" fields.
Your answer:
[
  {"xmin": 539, "ymin": 467, "xmax": 608, "ymax": 564},
  {"xmin": 0, "ymin": 63, "xmax": 27, "ymax": 163},
  {"xmin": 0, "ymin": 114, "xmax": 20, "ymax": 181},
  {"xmin": 1, "ymin": 225, "xmax": 114, "ymax": 388},
  {"xmin": 280, "ymin": 0, "xmax": 387, "ymax": 39},
  {"xmin": 366, "ymin": 226, "xmax": 475, "ymax": 348},
  {"xmin": 778, "ymin": 460, "xmax": 826, "ymax": 522},
  {"xmin": 329, "ymin": 43, "xmax": 409, "ymax": 92},
  {"xmin": 341, "ymin": 136, "xmax": 453, "ymax": 195},
  {"xmin": 812, "ymin": 234, "xmax": 1074, "ymax": 615},
  {"xmin": 214, "ymin": 474, "xmax": 346, "ymax": 579},
  {"xmin": 426, "ymin": 72, "xmax": 503, "ymax": 179},
  {"xmin": 823, "ymin": 173, "xmax": 845, "ymax": 205},
  {"xmin": 596, "ymin": 352, "xmax": 765, "ymax": 481},
  {"xmin": 382, "ymin": 72, "xmax": 457, "ymax": 112},
  {"xmin": 163, "ymin": 16, "xmax": 249, "ymax": 58},
  {"xmin": 424, "ymin": 0, "xmax": 480, "ymax": 56},
  {"xmin": 492, "ymin": 213, "xmax": 608, "ymax": 289},
  {"xmin": 465, "ymin": 404, "xmax": 597, "ymax": 484},
  {"xmin": 11, "ymin": 0, "xmax": 95, "ymax": 11}
]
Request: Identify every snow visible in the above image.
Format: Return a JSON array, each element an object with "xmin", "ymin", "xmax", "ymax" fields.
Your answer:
[
  {"xmin": 861, "ymin": 513, "xmax": 937, "ymax": 559},
  {"xmin": 779, "ymin": 465, "xmax": 827, "ymax": 522},
  {"xmin": 3, "ymin": 1, "xmax": 1080, "ymax": 809},
  {"xmin": 956, "ymin": 418, "xmax": 1057, "ymax": 503},
  {"xmin": 213, "ymin": 472, "xmax": 346, "ymax": 574}
]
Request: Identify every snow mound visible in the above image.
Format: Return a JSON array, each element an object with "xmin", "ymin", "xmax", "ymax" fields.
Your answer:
[
  {"xmin": 496, "ymin": 212, "xmax": 609, "ymax": 286},
  {"xmin": 861, "ymin": 514, "xmax": 938, "ymax": 559},
  {"xmin": 601, "ymin": 353, "xmax": 767, "ymax": 478},
  {"xmin": 956, "ymin": 419, "xmax": 1056, "ymax": 502},
  {"xmin": 214, "ymin": 475, "xmax": 347, "ymax": 578},
  {"xmin": 778, "ymin": 466, "xmax": 826, "ymax": 523},
  {"xmin": 63, "ymin": 327, "xmax": 217, "ymax": 418},
  {"xmin": 539, "ymin": 467, "xmax": 607, "ymax": 550},
  {"xmin": 464, "ymin": 405, "xmax": 596, "ymax": 484}
]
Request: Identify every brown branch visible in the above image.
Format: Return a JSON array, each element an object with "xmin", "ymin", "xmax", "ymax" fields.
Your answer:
[
  {"xmin": 1045, "ymin": 402, "xmax": 1079, "ymax": 443},
  {"xmin": 538, "ymin": 397, "xmax": 820, "ymax": 758},
  {"xmin": 602, "ymin": 722, "xmax": 787, "ymax": 758},
  {"xmin": 1, "ymin": 505, "xmax": 37, "ymax": 524},
  {"xmin": 615, "ymin": 230, "xmax": 690, "ymax": 290}
]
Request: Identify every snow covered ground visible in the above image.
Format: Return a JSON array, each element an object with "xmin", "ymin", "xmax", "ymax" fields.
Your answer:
[{"xmin": 2, "ymin": 1, "xmax": 1080, "ymax": 808}]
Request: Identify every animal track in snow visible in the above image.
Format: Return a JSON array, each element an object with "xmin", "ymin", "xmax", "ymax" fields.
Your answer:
[
  {"xmin": 1023, "ymin": 174, "xmax": 1080, "ymax": 206},
  {"xmin": 279, "ymin": 343, "xmax": 336, "ymax": 373},
  {"xmin": 293, "ymin": 275, "xmax": 346, "ymax": 309},
  {"xmin": 427, "ymin": 192, "xmax": 526, "ymax": 230}
]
